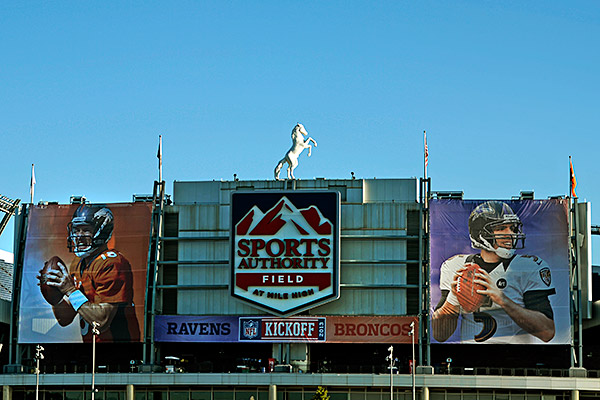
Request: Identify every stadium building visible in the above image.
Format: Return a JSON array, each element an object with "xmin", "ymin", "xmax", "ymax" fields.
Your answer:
[{"xmin": 0, "ymin": 177, "xmax": 598, "ymax": 400}]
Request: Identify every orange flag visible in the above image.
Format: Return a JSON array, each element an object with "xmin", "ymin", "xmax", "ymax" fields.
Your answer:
[{"xmin": 570, "ymin": 157, "xmax": 577, "ymax": 198}]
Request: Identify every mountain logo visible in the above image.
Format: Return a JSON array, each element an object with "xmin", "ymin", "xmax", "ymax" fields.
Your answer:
[{"xmin": 231, "ymin": 191, "xmax": 340, "ymax": 316}]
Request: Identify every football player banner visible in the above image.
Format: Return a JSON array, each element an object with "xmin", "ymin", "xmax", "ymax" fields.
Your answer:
[
  {"xmin": 18, "ymin": 203, "xmax": 152, "ymax": 343},
  {"xmin": 429, "ymin": 199, "xmax": 571, "ymax": 344}
]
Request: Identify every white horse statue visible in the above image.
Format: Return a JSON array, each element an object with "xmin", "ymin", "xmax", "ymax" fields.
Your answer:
[{"xmin": 274, "ymin": 123, "xmax": 318, "ymax": 180}]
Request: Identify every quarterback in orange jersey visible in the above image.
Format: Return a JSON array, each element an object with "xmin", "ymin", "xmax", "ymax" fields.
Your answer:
[{"xmin": 38, "ymin": 204, "xmax": 140, "ymax": 342}]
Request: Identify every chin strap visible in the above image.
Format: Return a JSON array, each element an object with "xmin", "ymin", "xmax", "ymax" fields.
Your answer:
[
  {"xmin": 478, "ymin": 235, "xmax": 515, "ymax": 259},
  {"xmin": 493, "ymin": 247, "xmax": 515, "ymax": 259}
]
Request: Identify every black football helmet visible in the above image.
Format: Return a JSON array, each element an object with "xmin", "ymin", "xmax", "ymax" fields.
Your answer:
[
  {"xmin": 468, "ymin": 201, "xmax": 525, "ymax": 259},
  {"xmin": 67, "ymin": 204, "xmax": 114, "ymax": 257}
]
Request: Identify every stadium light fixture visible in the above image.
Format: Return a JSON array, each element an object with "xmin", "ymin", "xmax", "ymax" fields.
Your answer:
[
  {"xmin": 92, "ymin": 322, "xmax": 100, "ymax": 400},
  {"xmin": 35, "ymin": 345, "xmax": 44, "ymax": 400},
  {"xmin": 0, "ymin": 195, "xmax": 20, "ymax": 238}
]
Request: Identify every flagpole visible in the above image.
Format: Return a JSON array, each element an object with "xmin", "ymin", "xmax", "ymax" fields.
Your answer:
[
  {"xmin": 423, "ymin": 131, "xmax": 428, "ymax": 180},
  {"xmin": 158, "ymin": 135, "xmax": 163, "ymax": 183},
  {"xmin": 30, "ymin": 164, "xmax": 36, "ymax": 204}
]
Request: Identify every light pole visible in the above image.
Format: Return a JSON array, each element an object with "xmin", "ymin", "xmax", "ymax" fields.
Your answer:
[
  {"xmin": 408, "ymin": 322, "xmax": 416, "ymax": 400},
  {"xmin": 35, "ymin": 345, "xmax": 44, "ymax": 400},
  {"xmin": 386, "ymin": 346, "xmax": 394, "ymax": 400},
  {"xmin": 91, "ymin": 321, "xmax": 100, "ymax": 400}
]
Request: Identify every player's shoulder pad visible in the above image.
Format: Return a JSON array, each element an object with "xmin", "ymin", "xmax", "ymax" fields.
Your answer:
[
  {"xmin": 442, "ymin": 254, "xmax": 470, "ymax": 266},
  {"xmin": 511, "ymin": 254, "xmax": 549, "ymax": 269},
  {"xmin": 93, "ymin": 250, "xmax": 126, "ymax": 265}
]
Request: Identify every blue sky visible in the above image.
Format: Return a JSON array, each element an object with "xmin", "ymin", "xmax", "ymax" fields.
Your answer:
[{"xmin": 0, "ymin": 1, "xmax": 598, "ymax": 262}]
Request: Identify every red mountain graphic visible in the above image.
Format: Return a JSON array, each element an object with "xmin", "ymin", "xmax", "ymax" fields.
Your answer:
[{"xmin": 236, "ymin": 197, "xmax": 332, "ymax": 236}]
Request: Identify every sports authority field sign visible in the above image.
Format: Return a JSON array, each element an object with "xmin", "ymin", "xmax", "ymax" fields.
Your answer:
[{"xmin": 231, "ymin": 191, "xmax": 340, "ymax": 316}]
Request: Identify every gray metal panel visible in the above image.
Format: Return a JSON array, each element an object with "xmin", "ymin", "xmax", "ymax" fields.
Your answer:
[
  {"xmin": 169, "ymin": 178, "xmax": 419, "ymax": 317},
  {"xmin": 178, "ymin": 205, "xmax": 223, "ymax": 233},
  {"xmin": 0, "ymin": 299, "xmax": 10, "ymax": 324},
  {"xmin": 173, "ymin": 181, "xmax": 221, "ymax": 205},
  {"xmin": 341, "ymin": 264, "xmax": 407, "ymax": 285},
  {"xmin": 341, "ymin": 203, "xmax": 416, "ymax": 231},
  {"xmin": 177, "ymin": 289, "xmax": 262, "ymax": 315},
  {"xmin": 363, "ymin": 179, "xmax": 418, "ymax": 203},
  {"xmin": 310, "ymin": 288, "xmax": 407, "ymax": 315},
  {"xmin": 346, "ymin": 186, "xmax": 363, "ymax": 203}
]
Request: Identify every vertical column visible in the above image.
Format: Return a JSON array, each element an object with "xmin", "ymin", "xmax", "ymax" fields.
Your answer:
[
  {"xmin": 3, "ymin": 386, "xmax": 12, "ymax": 400},
  {"xmin": 269, "ymin": 385, "xmax": 277, "ymax": 400},
  {"xmin": 126, "ymin": 385, "xmax": 135, "ymax": 400},
  {"xmin": 421, "ymin": 387, "xmax": 429, "ymax": 400},
  {"xmin": 571, "ymin": 390, "xmax": 579, "ymax": 400}
]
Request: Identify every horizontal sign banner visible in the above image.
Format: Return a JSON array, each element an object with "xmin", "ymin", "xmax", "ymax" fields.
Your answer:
[
  {"xmin": 155, "ymin": 315, "xmax": 416, "ymax": 343},
  {"xmin": 326, "ymin": 316, "xmax": 418, "ymax": 343},
  {"xmin": 235, "ymin": 273, "xmax": 331, "ymax": 290},
  {"xmin": 239, "ymin": 317, "xmax": 326, "ymax": 341},
  {"xmin": 155, "ymin": 316, "xmax": 239, "ymax": 342}
]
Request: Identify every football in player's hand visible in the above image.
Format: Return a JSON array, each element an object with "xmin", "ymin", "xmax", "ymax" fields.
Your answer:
[
  {"xmin": 39, "ymin": 256, "xmax": 65, "ymax": 305},
  {"xmin": 456, "ymin": 263, "xmax": 485, "ymax": 313}
]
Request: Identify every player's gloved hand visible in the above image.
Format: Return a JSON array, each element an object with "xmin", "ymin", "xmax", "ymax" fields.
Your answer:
[
  {"xmin": 474, "ymin": 269, "xmax": 506, "ymax": 307},
  {"xmin": 44, "ymin": 261, "xmax": 77, "ymax": 296}
]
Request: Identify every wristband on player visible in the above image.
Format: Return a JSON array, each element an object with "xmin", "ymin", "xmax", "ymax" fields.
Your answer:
[{"xmin": 68, "ymin": 290, "xmax": 89, "ymax": 311}]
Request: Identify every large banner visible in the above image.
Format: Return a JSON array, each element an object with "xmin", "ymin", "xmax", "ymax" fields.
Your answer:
[
  {"xmin": 155, "ymin": 315, "xmax": 417, "ymax": 343},
  {"xmin": 18, "ymin": 203, "xmax": 152, "ymax": 343},
  {"xmin": 429, "ymin": 199, "xmax": 570, "ymax": 344}
]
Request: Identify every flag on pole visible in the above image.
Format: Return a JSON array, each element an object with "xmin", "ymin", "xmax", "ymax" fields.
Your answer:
[
  {"xmin": 30, "ymin": 163, "xmax": 36, "ymax": 204},
  {"xmin": 157, "ymin": 135, "xmax": 163, "ymax": 182},
  {"xmin": 570, "ymin": 156, "xmax": 577, "ymax": 198},
  {"xmin": 424, "ymin": 131, "xmax": 429, "ymax": 178}
]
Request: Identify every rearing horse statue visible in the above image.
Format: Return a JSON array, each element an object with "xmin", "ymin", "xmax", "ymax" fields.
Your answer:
[{"xmin": 274, "ymin": 123, "xmax": 318, "ymax": 180}]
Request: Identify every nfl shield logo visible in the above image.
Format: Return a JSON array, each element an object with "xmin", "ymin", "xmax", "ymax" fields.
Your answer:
[
  {"xmin": 539, "ymin": 267, "xmax": 552, "ymax": 287},
  {"xmin": 243, "ymin": 320, "xmax": 259, "ymax": 339}
]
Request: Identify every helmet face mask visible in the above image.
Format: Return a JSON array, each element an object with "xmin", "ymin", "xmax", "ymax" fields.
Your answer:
[
  {"xmin": 69, "ymin": 224, "xmax": 94, "ymax": 257},
  {"xmin": 67, "ymin": 205, "xmax": 114, "ymax": 258},
  {"xmin": 469, "ymin": 201, "xmax": 525, "ymax": 259}
]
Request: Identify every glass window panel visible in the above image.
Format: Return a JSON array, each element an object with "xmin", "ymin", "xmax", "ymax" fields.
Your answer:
[
  {"xmin": 288, "ymin": 393, "xmax": 303, "ymax": 400},
  {"xmin": 150, "ymin": 392, "xmax": 166, "ymax": 400},
  {"xmin": 171, "ymin": 392, "xmax": 190, "ymax": 400},
  {"xmin": 135, "ymin": 391, "xmax": 147, "ymax": 400},
  {"xmin": 86, "ymin": 392, "xmax": 104, "ymax": 400},
  {"xmin": 66, "ymin": 392, "xmax": 84, "ymax": 400},
  {"xmin": 235, "ymin": 392, "xmax": 256, "ymax": 400},
  {"xmin": 214, "ymin": 392, "xmax": 233, "ymax": 400},
  {"xmin": 191, "ymin": 392, "xmax": 211, "ymax": 400},
  {"xmin": 329, "ymin": 393, "xmax": 347, "ymax": 400},
  {"xmin": 478, "ymin": 393, "xmax": 493, "ymax": 400},
  {"xmin": 12, "ymin": 390, "xmax": 26, "ymax": 400},
  {"xmin": 399, "ymin": 392, "xmax": 414, "ymax": 400},
  {"xmin": 106, "ymin": 392, "xmax": 123, "ymax": 400}
]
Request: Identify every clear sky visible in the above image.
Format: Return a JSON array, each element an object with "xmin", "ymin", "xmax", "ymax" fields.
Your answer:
[{"xmin": 1, "ymin": 2, "xmax": 598, "ymax": 262}]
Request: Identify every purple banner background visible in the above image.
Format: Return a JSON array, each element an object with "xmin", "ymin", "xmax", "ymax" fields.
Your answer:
[
  {"xmin": 155, "ymin": 316, "xmax": 239, "ymax": 342},
  {"xmin": 429, "ymin": 199, "xmax": 571, "ymax": 344}
]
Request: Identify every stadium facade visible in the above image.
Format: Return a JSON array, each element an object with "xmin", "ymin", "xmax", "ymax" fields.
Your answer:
[{"xmin": 0, "ymin": 177, "xmax": 598, "ymax": 400}]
